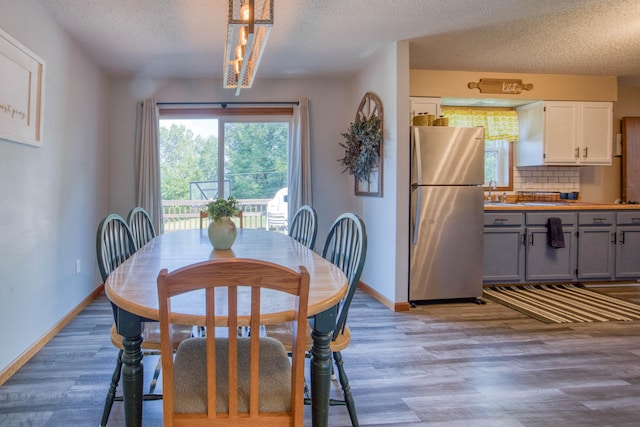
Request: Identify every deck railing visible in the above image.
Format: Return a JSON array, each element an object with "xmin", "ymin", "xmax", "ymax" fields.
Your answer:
[{"xmin": 162, "ymin": 199, "xmax": 270, "ymax": 232}]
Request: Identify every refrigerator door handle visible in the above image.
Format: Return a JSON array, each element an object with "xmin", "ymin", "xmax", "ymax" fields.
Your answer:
[
  {"xmin": 413, "ymin": 128, "xmax": 424, "ymax": 187},
  {"xmin": 412, "ymin": 185, "xmax": 421, "ymax": 245},
  {"xmin": 411, "ymin": 128, "xmax": 423, "ymax": 245}
]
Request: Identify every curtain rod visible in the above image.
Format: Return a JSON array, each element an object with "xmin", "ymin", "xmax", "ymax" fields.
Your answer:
[{"xmin": 157, "ymin": 101, "xmax": 299, "ymax": 108}]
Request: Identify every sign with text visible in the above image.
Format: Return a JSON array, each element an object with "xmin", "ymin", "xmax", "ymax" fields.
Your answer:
[{"xmin": 468, "ymin": 78, "xmax": 533, "ymax": 95}]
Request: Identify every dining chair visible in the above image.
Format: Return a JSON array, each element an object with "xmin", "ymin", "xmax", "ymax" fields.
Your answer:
[
  {"xmin": 157, "ymin": 258, "xmax": 310, "ymax": 426},
  {"xmin": 288, "ymin": 205, "xmax": 318, "ymax": 250},
  {"xmin": 266, "ymin": 212, "xmax": 367, "ymax": 426},
  {"xmin": 200, "ymin": 209, "xmax": 244, "ymax": 229},
  {"xmin": 127, "ymin": 206, "xmax": 156, "ymax": 250},
  {"xmin": 96, "ymin": 214, "xmax": 191, "ymax": 427}
]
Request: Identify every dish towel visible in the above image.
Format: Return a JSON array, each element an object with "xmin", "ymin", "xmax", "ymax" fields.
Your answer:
[{"xmin": 547, "ymin": 217, "xmax": 565, "ymax": 248}]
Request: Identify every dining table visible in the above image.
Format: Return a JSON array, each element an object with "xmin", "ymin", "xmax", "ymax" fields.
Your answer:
[{"xmin": 104, "ymin": 228, "xmax": 348, "ymax": 427}]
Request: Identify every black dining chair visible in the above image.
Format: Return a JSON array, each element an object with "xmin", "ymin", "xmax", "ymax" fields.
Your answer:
[
  {"xmin": 126, "ymin": 206, "xmax": 156, "ymax": 250},
  {"xmin": 266, "ymin": 212, "xmax": 367, "ymax": 426},
  {"xmin": 96, "ymin": 214, "xmax": 191, "ymax": 427},
  {"xmin": 288, "ymin": 205, "xmax": 318, "ymax": 250}
]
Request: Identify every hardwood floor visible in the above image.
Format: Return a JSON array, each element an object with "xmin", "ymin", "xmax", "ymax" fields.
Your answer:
[{"xmin": 1, "ymin": 285, "xmax": 640, "ymax": 426}]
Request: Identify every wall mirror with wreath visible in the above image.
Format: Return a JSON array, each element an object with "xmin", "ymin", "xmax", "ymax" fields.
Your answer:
[{"xmin": 338, "ymin": 92, "xmax": 384, "ymax": 197}]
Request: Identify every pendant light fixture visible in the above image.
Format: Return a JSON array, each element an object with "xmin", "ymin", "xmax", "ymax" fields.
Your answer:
[{"xmin": 223, "ymin": 0, "xmax": 273, "ymax": 96}]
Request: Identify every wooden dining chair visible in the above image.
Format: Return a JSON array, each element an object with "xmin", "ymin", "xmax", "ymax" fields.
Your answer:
[
  {"xmin": 200, "ymin": 209, "xmax": 244, "ymax": 229},
  {"xmin": 265, "ymin": 212, "xmax": 367, "ymax": 426},
  {"xmin": 288, "ymin": 205, "xmax": 318, "ymax": 250},
  {"xmin": 127, "ymin": 206, "xmax": 156, "ymax": 250},
  {"xmin": 96, "ymin": 214, "xmax": 191, "ymax": 427},
  {"xmin": 157, "ymin": 258, "xmax": 310, "ymax": 426}
]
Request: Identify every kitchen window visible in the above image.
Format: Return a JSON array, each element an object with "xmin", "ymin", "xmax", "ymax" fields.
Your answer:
[{"xmin": 441, "ymin": 107, "xmax": 517, "ymax": 190}]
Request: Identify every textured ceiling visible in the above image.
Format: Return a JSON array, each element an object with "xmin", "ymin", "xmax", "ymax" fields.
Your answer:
[{"xmin": 36, "ymin": 0, "xmax": 640, "ymax": 86}]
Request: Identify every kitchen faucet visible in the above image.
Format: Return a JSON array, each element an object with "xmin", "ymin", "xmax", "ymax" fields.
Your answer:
[{"xmin": 487, "ymin": 180, "xmax": 497, "ymax": 202}]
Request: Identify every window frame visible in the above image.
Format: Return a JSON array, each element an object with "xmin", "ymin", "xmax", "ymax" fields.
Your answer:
[{"xmin": 159, "ymin": 107, "xmax": 294, "ymax": 198}]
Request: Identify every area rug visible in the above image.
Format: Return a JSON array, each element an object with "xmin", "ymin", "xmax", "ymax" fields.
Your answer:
[{"xmin": 483, "ymin": 284, "xmax": 640, "ymax": 323}]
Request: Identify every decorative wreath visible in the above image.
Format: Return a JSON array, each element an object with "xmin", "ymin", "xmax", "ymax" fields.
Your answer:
[{"xmin": 338, "ymin": 114, "xmax": 382, "ymax": 183}]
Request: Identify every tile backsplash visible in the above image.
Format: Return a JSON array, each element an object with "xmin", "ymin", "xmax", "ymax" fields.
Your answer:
[{"xmin": 513, "ymin": 166, "xmax": 580, "ymax": 193}]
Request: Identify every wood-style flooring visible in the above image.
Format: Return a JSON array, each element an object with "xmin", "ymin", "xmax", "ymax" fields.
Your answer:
[{"xmin": 1, "ymin": 285, "xmax": 640, "ymax": 426}]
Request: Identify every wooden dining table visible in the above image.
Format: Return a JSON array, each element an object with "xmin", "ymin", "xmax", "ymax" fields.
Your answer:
[{"xmin": 104, "ymin": 228, "xmax": 348, "ymax": 427}]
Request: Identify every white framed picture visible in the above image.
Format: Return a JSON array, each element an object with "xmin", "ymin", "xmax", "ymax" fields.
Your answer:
[{"xmin": 0, "ymin": 27, "xmax": 45, "ymax": 147}]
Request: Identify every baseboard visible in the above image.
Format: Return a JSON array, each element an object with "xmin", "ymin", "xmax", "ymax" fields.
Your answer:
[
  {"xmin": 357, "ymin": 281, "xmax": 410, "ymax": 312},
  {"xmin": 0, "ymin": 284, "xmax": 105, "ymax": 386}
]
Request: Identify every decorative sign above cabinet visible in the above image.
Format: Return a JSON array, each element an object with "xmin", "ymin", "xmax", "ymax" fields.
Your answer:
[{"xmin": 468, "ymin": 78, "xmax": 533, "ymax": 95}]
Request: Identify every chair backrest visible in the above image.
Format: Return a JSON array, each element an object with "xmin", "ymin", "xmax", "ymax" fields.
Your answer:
[
  {"xmin": 321, "ymin": 213, "xmax": 367, "ymax": 341},
  {"xmin": 288, "ymin": 205, "xmax": 318, "ymax": 250},
  {"xmin": 127, "ymin": 207, "xmax": 156, "ymax": 250},
  {"xmin": 157, "ymin": 258, "xmax": 309, "ymax": 426},
  {"xmin": 96, "ymin": 214, "xmax": 137, "ymax": 283}
]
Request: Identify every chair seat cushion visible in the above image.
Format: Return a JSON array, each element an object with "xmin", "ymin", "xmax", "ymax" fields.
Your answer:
[
  {"xmin": 173, "ymin": 337, "xmax": 292, "ymax": 414},
  {"xmin": 110, "ymin": 323, "xmax": 193, "ymax": 351},
  {"xmin": 265, "ymin": 321, "xmax": 351, "ymax": 352}
]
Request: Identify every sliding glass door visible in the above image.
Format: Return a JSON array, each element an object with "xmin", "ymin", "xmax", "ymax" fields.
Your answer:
[{"xmin": 158, "ymin": 110, "xmax": 290, "ymax": 231}]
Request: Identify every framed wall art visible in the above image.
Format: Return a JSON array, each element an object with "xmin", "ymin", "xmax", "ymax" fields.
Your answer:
[
  {"xmin": 0, "ymin": 27, "xmax": 45, "ymax": 147},
  {"xmin": 338, "ymin": 92, "xmax": 384, "ymax": 197}
]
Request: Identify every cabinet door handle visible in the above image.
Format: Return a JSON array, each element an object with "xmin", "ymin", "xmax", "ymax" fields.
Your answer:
[
  {"xmin": 619, "ymin": 231, "xmax": 625, "ymax": 244},
  {"xmin": 593, "ymin": 218, "xmax": 607, "ymax": 224},
  {"xmin": 494, "ymin": 218, "xmax": 508, "ymax": 224},
  {"xmin": 611, "ymin": 231, "xmax": 617, "ymax": 244},
  {"xmin": 529, "ymin": 232, "xmax": 534, "ymax": 246},
  {"xmin": 583, "ymin": 147, "xmax": 588, "ymax": 158},
  {"xmin": 520, "ymin": 232, "xmax": 526, "ymax": 246},
  {"xmin": 575, "ymin": 147, "xmax": 580, "ymax": 159}
]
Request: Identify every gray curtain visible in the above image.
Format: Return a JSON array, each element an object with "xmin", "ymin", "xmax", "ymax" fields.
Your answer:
[
  {"xmin": 288, "ymin": 98, "xmax": 312, "ymax": 223},
  {"xmin": 135, "ymin": 98, "xmax": 163, "ymax": 234}
]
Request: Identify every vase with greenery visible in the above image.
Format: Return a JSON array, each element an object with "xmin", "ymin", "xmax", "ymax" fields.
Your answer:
[
  {"xmin": 338, "ymin": 114, "xmax": 382, "ymax": 183},
  {"xmin": 205, "ymin": 197, "xmax": 240, "ymax": 249}
]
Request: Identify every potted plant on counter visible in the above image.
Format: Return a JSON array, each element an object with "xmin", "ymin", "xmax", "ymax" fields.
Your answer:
[{"xmin": 205, "ymin": 196, "xmax": 240, "ymax": 250}]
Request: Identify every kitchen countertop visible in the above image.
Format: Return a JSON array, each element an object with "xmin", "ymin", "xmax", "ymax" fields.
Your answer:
[{"xmin": 484, "ymin": 202, "xmax": 640, "ymax": 211}]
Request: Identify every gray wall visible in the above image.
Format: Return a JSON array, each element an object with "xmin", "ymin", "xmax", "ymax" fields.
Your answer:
[
  {"xmin": 108, "ymin": 76, "xmax": 353, "ymax": 245},
  {"xmin": 0, "ymin": 0, "xmax": 110, "ymax": 373}
]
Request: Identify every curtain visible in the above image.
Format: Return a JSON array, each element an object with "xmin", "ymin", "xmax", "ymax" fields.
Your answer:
[
  {"xmin": 135, "ymin": 98, "xmax": 163, "ymax": 234},
  {"xmin": 441, "ymin": 107, "xmax": 519, "ymax": 141},
  {"xmin": 288, "ymin": 97, "xmax": 312, "ymax": 224}
]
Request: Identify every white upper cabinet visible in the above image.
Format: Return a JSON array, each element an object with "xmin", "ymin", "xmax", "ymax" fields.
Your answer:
[
  {"xmin": 516, "ymin": 101, "xmax": 613, "ymax": 166},
  {"xmin": 410, "ymin": 97, "xmax": 441, "ymax": 124}
]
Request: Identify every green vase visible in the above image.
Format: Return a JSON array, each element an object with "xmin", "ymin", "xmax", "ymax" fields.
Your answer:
[{"xmin": 207, "ymin": 217, "xmax": 237, "ymax": 250}]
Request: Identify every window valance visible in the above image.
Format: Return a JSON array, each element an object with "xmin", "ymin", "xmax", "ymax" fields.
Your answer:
[{"xmin": 441, "ymin": 107, "xmax": 519, "ymax": 141}]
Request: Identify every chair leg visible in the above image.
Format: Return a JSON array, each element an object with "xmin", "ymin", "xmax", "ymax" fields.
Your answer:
[
  {"xmin": 149, "ymin": 356, "xmax": 162, "ymax": 394},
  {"xmin": 333, "ymin": 351, "xmax": 359, "ymax": 427},
  {"xmin": 100, "ymin": 349, "xmax": 124, "ymax": 427}
]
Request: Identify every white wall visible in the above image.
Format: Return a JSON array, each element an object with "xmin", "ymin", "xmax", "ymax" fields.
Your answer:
[
  {"xmin": 0, "ymin": 0, "xmax": 109, "ymax": 374},
  {"xmin": 347, "ymin": 41, "xmax": 410, "ymax": 305},
  {"xmin": 108, "ymin": 77, "xmax": 352, "ymax": 242}
]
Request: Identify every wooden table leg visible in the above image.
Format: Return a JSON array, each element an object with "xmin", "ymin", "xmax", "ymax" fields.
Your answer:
[
  {"xmin": 310, "ymin": 306, "xmax": 338, "ymax": 427},
  {"xmin": 117, "ymin": 309, "xmax": 144, "ymax": 427}
]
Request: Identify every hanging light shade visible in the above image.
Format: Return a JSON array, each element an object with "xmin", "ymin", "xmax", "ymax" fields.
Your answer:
[{"xmin": 223, "ymin": 0, "xmax": 273, "ymax": 96}]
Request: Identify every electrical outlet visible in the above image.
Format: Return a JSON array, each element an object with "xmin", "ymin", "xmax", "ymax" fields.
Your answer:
[{"xmin": 75, "ymin": 259, "xmax": 81, "ymax": 274}]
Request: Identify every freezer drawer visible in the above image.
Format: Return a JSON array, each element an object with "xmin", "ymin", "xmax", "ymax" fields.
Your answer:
[{"xmin": 409, "ymin": 185, "xmax": 484, "ymax": 301}]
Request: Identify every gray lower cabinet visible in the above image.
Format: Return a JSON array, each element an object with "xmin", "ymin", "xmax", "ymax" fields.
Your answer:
[
  {"xmin": 484, "ymin": 209, "xmax": 640, "ymax": 284},
  {"xmin": 483, "ymin": 213, "xmax": 525, "ymax": 282},
  {"xmin": 616, "ymin": 212, "xmax": 640, "ymax": 278},
  {"xmin": 577, "ymin": 212, "xmax": 616, "ymax": 280},
  {"xmin": 525, "ymin": 212, "xmax": 577, "ymax": 282}
]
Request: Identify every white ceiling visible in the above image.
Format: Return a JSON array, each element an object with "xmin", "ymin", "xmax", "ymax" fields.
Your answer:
[{"xmin": 36, "ymin": 0, "xmax": 640, "ymax": 86}]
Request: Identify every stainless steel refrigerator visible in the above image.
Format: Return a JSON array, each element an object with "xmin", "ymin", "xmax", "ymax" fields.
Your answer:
[{"xmin": 409, "ymin": 126, "xmax": 485, "ymax": 303}]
